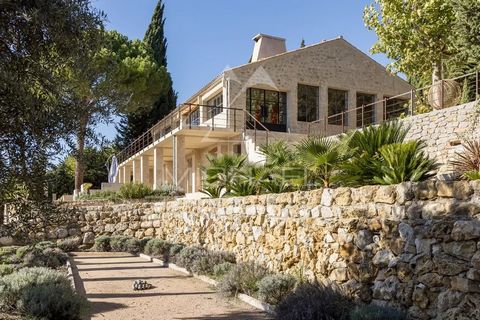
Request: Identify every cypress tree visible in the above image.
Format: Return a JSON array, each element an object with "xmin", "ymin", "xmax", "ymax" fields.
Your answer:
[{"xmin": 116, "ymin": 0, "xmax": 177, "ymax": 149}]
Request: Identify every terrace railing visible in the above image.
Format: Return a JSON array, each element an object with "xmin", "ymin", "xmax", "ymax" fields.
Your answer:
[
  {"xmin": 116, "ymin": 104, "xmax": 254, "ymax": 164},
  {"xmin": 308, "ymin": 70, "xmax": 479, "ymax": 137}
]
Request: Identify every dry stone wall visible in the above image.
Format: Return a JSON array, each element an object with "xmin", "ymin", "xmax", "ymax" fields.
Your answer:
[
  {"xmin": 401, "ymin": 101, "xmax": 479, "ymax": 176},
  {"xmin": 61, "ymin": 181, "xmax": 480, "ymax": 319}
]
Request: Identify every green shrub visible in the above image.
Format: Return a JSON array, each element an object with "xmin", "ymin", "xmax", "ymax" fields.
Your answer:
[
  {"xmin": 152, "ymin": 184, "xmax": 185, "ymax": 197},
  {"xmin": 124, "ymin": 238, "xmax": 141, "ymax": 254},
  {"xmin": 92, "ymin": 236, "xmax": 111, "ymax": 252},
  {"xmin": 0, "ymin": 264, "xmax": 15, "ymax": 276},
  {"xmin": 110, "ymin": 236, "xmax": 129, "ymax": 252},
  {"xmin": 34, "ymin": 241, "xmax": 56, "ymax": 251},
  {"xmin": 78, "ymin": 190, "xmax": 120, "ymax": 201},
  {"xmin": 275, "ymin": 282, "xmax": 352, "ymax": 320},
  {"xmin": 175, "ymin": 246, "xmax": 207, "ymax": 270},
  {"xmin": 350, "ymin": 304, "xmax": 406, "ymax": 320},
  {"xmin": 143, "ymin": 239, "xmax": 171, "ymax": 259},
  {"xmin": 57, "ymin": 238, "xmax": 81, "ymax": 252},
  {"xmin": 218, "ymin": 262, "xmax": 269, "ymax": 297},
  {"xmin": 119, "ymin": 182, "xmax": 153, "ymax": 199},
  {"xmin": 139, "ymin": 237, "xmax": 152, "ymax": 251},
  {"xmin": 257, "ymin": 274, "xmax": 297, "ymax": 305},
  {"xmin": 19, "ymin": 283, "xmax": 88, "ymax": 320},
  {"xmin": 16, "ymin": 246, "xmax": 34, "ymax": 259},
  {"xmin": 372, "ymin": 141, "xmax": 437, "ymax": 185},
  {"xmin": 0, "ymin": 267, "xmax": 71, "ymax": 309},
  {"xmin": 169, "ymin": 243, "xmax": 185, "ymax": 257},
  {"xmin": 213, "ymin": 262, "xmax": 234, "ymax": 279},
  {"xmin": 23, "ymin": 248, "xmax": 68, "ymax": 269},
  {"xmin": 190, "ymin": 251, "xmax": 236, "ymax": 275}
]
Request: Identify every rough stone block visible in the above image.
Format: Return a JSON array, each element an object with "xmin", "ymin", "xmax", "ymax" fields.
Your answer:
[
  {"xmin": 415, "ymin": 181, "xmax": 437, "ymax": 200},
  {"xmin": 451, "ymin": 277, "xmax": 480, "ymax": 293},
  {"xmin": 375, "ymin": 186, "xmax": 396, "ymax": 204},
  {"xmin": 452, "ymin": 221, "xmax": 480, "ymax": 241},
  {"xmin": 437, "ymin": 181, "xmax": 473, "ymax": 200}
]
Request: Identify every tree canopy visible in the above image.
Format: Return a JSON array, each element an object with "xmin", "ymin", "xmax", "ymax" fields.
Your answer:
[
  {"xmin": 115, "ymin": 0, "xmax": 177, "ymax": 149},
  {"xmin": 65, "ymin": 29, "xmax": 170, "ymax": 193},
  {"xmin": 0, "ymin": 0, "xmax": 104, "ymax": 202},
  {"xmin": 364, "ymin": 0, "xmax": 456, "ymax": 84}
]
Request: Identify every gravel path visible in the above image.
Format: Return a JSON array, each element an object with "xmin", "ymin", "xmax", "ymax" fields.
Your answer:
[{"xmin": 71, "ymin": 252, "xmax": 270, "ymax": 320}]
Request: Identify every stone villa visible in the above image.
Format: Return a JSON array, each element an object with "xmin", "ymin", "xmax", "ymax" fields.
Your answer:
[{"xmin": 114, "ymin": 34, "xmax": 412, "ymax": 195}]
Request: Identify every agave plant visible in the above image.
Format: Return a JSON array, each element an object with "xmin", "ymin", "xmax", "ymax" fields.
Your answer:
[
  {"xmin": 295, "ymin": 137, "xmax": 348, "ymax": 187},
  {"xmin": 451, "ymin": 140, "xmax": 480, "ymax": 180},
  {"xmin": 372, "ymin": 141, "xmax": 438, "ymax": 185}
]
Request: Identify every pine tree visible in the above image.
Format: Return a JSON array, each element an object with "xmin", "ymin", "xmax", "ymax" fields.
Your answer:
[{"xmin": 116, "ymin": 0, "xmax": 177, "ymax": 149}]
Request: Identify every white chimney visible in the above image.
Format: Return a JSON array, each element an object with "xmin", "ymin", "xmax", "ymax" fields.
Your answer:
[{"xmin": 251, "ymin": 34, "xmax": 286, "ymax": 62}]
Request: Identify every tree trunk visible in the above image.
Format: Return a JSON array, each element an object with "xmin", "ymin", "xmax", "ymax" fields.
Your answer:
[
  {"xmin": 432, "ymin": 59, "xmax": 443, "ymax": 84},
  {"xmin": 74, "ymin": 115, "xmax": 88, "ymax": 195}
]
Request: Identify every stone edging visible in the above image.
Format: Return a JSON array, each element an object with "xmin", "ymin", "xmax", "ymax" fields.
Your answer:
[
  {"xmin": 66, "ymin": 257, "xmax": 76, "ymax": 291},
  {"xmin": 138, "ymin": 253, "xmax": 276, "ymax": 315}
]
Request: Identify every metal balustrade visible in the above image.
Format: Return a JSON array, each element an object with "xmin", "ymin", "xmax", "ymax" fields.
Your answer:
[
  {"xmin": 308, "ymin": 71, "xmax": 479, "ymax": 137},
  {"xmin": 116, "ymin": 104, "xmax": 269, "ymax": 164}
]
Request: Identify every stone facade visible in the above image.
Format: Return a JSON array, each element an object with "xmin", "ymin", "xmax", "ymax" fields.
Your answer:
[
  {"xmin": 52, "ymin": 181, "xmax": 480, "ymax": 319},
  {"xmin": 402, "ymin": 101, "xmax": 479, "ymax": 177}
]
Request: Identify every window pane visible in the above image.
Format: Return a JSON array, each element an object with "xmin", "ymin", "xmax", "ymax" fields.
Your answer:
[
  {"xmin": 328, "ymin": 89, "xmax": 348, "ymax": 125},
  {"xmin": 246, "ymin": 88, "xmax": 287, "ymax": 125},
  {"xmin": 356, "ymin": 93, "xmax": 375, "ymax": 127},
  {"xmin": 297, "ymin": 84, "xmax": 319, "ymax": 122},
  {"xmin": 265, "ymin": 90, "xmax": 278, "ymax": 102}
]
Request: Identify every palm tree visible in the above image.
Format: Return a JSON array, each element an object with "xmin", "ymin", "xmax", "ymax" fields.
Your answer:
[
  {"xmin": 259, "ymin": 141, "xmax": 296, "ymax": 168},
  {"xmin": 202, "ymin": 154, "xmax": 247, "ymax": 195},
  {"xmin": 295, "ymin": 137, "xmax": 347, "ymax": 188}
]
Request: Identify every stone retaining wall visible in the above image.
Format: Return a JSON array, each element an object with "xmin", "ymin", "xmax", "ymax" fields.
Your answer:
[
  {"xmin": 55, "ymin": 181, "xmax": 480, "ymax": 319},
  {"xmin": 401, "ymin": 101, "xmax": 479, "ymax": 176}
]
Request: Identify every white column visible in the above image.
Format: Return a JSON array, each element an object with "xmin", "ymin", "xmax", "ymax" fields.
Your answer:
[
  {"xmin": 132, "ymin": 159, "xmax": 140, "ymax": 183},
  {"xmin": 153, "ymin": 147, "xmax": 164, "ymax": 190},
  {"xmin": 140, "ymin": 155, "xmax": 149, "ymax": 185},
  {"xmin": 173, "ymin": 135, "xmax": 186, "ymax": 189},
  {"xmin": 192, "ymin": 149, "xmax": 203, "ymax": 192}
]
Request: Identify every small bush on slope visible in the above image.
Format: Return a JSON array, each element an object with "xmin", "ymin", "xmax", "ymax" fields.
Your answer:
[
  {"xmin": 275, "ymin": 282, "xmax": 352, "ymax": 320},
  {"xmin": 257, "ymin": 274, "xmax": 297, "ymax": 305},
  {"xmin": 218, "ymin": 262, "xmax": 269, "ymax": 297}
]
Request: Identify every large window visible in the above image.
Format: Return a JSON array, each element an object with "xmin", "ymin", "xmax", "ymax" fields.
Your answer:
[
  {"xmin": 297, "ymin": 84, "xmax": 319, "ymax": 122},
  {"xmin": 328, "ymin": 88, "xmax": 348, "ymax": 125},
  {"xmin": 206, "ymin": 93, "xmax": 223, "ymax": 120},
  {"xmin": 384, "ymin": 96, "xmax": 408, "ymax": 120},
  {"xmin": 246, "ymin": 88, "xmax": 287, "ymax": 126},
  {"xmin": 356, "ymin": 93, "xmax": 375, "ymax": 127}
]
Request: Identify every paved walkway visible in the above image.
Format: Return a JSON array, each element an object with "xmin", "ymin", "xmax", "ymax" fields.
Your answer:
[{"xmin": 71, "ymin": 252, "xmax": 270, "ymax": 320}]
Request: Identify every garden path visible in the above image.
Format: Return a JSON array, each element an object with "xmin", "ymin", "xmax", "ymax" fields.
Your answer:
[{"xmin": 71, "ymin": 252, "xmax": 270, "ymax": 320}]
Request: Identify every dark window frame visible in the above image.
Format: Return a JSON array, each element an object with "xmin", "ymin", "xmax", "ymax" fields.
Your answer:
[
  {"xmin": 356, "ymin": 92, "xmax": 376, "ymax": 127},
  {"xmin": 246, "ymin": 88, "xmax": 287, "ymax": 125},
  {"xmin": 328, "ymin": 88, "xmax": 348, "ymax": 125},
  {"xmin": 205, "ymin": 93, "xmax": 223, "ymax": 120},
  {"xmin": 297, "ymin": 84, "xmax": 319, "ymax": 122}
]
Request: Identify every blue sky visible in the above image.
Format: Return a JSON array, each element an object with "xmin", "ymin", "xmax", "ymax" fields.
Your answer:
[{"xmin": 93, "ymin": 0, "xmax": 388, "ymax": 140}]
